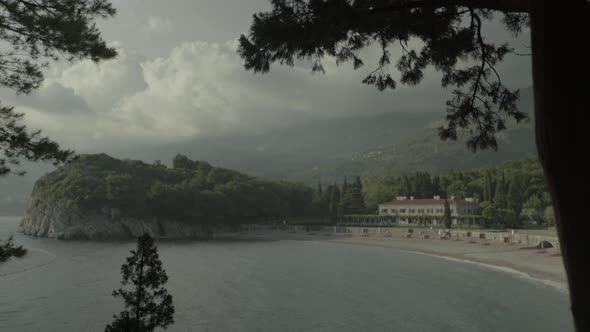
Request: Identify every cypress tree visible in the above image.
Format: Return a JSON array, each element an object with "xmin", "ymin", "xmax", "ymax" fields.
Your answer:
[
  {"xmin": 353, "ymin": 176, "xmax": 366, "ymax": 211},
  {"xmin": 106, "ymin": 234, "xmax": 174, "ymax": 332},
  {"xmin": 401, "ymin": 175, "xmax": 412, "ymax": 196},
  {"xmin": 432, "ymin": 175, "xmax": 441, "ymax": 196},
  {"xmin": 484, "ymin": 171, "xmax": 494, "ymax": 202},
  {"xmin": 494, "ymin": 171, "xmax": 508, "ymax": 208},
  {"xmin": 443, "ymin": 200, "xmax": 453, "ymax": 229},
  {"xmin": 329, "ymin": 184, "xmax": 341, "ymax": 222},
  {"xmin": 508, "ymin": 174, "xmax": 525, "ymax": 217},
  {"xmin": 340, "ymin": 177, "xmax": 365, "ymax": 214}
]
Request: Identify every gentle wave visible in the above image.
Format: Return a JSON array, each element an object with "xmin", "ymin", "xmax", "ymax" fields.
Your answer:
[{"xmin": 395, "ymin": 248, "xmax": 569, "ymax": 294}]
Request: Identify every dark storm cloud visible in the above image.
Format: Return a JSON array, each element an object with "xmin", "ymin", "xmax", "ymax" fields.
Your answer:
[{"xmin": 3, "ymin": 0, "xmax": 531, "ymax": 151}]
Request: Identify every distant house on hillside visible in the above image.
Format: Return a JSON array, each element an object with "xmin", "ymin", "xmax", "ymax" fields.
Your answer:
[{"xmin": 378, "ymin": 196, "xmax": 481, "ymax": 225}]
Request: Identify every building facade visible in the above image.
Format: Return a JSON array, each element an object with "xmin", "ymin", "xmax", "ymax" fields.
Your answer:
[{"xmin": 377, "ymin": 195, "xmax": 481, "ymax": 225}]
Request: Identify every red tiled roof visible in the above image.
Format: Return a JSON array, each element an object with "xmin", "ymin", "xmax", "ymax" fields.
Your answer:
[{"xmin": 380, "ymin": 199, "xmax": 479, "ymax": 205}]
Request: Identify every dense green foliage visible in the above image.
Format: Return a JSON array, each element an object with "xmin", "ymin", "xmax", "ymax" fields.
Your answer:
[
  {"xmin": 307, "ymin": 176, "xmax": 365, "ymax": 222},
  {"xmin": 32, "ymin": 153, "xmax": 313, "ymax": 224},
  {"xmin": 302, "ymin": 156, "xmax": 549, "ymax": 228},
  {"xmin": 340, "ymin": 177, "xmax": 365, "ymax": 214},
  {"xmin": 362, "ymin": 157, "xmax": 552, "ymax": 227},
  {"xmin": 0, "ymin": 0, "xmax": 117, "ymax": 176},
  {"xmin": 0, "ymin": 236, "xmax": 27, "ymax": 263},
  {"xmin": 106, "ymin": 234, "xmax": 174, "ymax": 332}
]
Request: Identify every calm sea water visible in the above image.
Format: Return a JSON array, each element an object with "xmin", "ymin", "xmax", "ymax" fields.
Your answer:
[{"xmin": 0, "ymin": 216, "xmax": 574, "ymax": 332}]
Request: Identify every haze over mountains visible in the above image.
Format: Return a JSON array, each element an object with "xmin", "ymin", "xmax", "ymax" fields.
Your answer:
[
  {"xmin": 0, "ymin": 88, "xmax": 535, "ymax": 214},
  {"xmin": 291, "ymin": 87, "xmax": 535, "ymax": 183}
]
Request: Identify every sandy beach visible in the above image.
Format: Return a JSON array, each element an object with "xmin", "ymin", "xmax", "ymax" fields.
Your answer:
[{"xmin": 224, "ymin": 228, "xmax": 568, "ymax": 291}]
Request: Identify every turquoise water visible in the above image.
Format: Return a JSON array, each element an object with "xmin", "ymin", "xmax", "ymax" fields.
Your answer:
[{"xmin": 0, "ymin": 216, "xmax": 574, "ymax": 331}]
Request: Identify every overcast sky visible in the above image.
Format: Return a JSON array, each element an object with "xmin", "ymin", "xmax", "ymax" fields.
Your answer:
[{"xmin": 0, "ymin": 0, "xmax": 533, "ymax": 153}]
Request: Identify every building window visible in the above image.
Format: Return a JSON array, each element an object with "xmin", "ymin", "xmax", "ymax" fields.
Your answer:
[
  {"xmin": 381, "ymin": 208, "xmax": 387, "ymax": 213},
  {"xmin": 400, "ymin": 209, "xmax": 406, "ymax": 213}
]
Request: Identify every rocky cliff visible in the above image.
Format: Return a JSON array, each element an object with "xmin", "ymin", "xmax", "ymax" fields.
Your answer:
[{"xmin": 19, "ymin": 198, "xmax": 218, "ymax": 240}]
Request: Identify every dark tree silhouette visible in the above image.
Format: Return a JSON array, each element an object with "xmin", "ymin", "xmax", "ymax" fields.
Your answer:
[
  {"xmin": 238, "ymin": 0, "xmax": 529, "ymax": 151},
  {"xmin": 0, "ymin": 236, "xmax": 27, "ymax": 263},
  {"xmin": 0, "ymin": 105, "xmax": 73, "ymax": 176},
  {"xmin": 443, "ymin": 199, "xmax": 452, "ymax": 229},
  {"xmin": 238, "ymin": 1, "xmax": 588, "ymax": 330},
  {"xmin": 106, "ymin": 234, "xmax": 174, "ymax": 332},
  {"xmin": 0, "ymin": 0, "xmax": 118, "ymax": 176}
]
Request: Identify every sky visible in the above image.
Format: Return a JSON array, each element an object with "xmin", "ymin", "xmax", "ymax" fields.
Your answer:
[{"xmin": 0, "ymin": 0, "xmax": 533, "ymax": 153}]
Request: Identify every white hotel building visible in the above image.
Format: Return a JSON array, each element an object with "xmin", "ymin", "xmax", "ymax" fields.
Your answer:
[{"xmin": 378, "ymin": 195, "xmax": 481, "ymax": 224}]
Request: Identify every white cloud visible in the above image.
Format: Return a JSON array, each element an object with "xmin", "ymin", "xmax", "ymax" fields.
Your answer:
[
  {"xmin": 46, "ymin": 48, "xmax": 147, "ymax": 112},
  {"xmin": 111, "ymin": 41, "xmax": 280, "ymax": 139},
  {"xmin": 145, "ymin": 16, "xmax": 174, "ymax": 33}
]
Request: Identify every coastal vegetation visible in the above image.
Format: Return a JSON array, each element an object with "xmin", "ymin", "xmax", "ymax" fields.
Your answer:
[
  {"xmin": 443, "ymin": 200, "xmax": 452, "ymax": 229},
  {"xmin": 302, "ymin": 157, "xmax": 550, "ymax": 229},
  {"xmin": 29, "ymin": 153, "xmax": 551, "ymax": 231}
]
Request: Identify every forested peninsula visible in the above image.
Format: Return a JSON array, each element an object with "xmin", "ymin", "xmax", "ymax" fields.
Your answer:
[{"xmin": 19, "ymin": 154, "xmax": 313, "ymax": 240}]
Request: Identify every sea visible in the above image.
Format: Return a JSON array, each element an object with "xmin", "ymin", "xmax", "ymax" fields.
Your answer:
[{"xmin": 0, "ymin": 216, "xmax": 574, "ymax": 331}]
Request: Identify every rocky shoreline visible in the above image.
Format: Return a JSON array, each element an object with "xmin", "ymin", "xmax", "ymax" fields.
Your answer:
[{"xmin": 19, "ymin": 199, "xmax": 218, "ymax": 240}]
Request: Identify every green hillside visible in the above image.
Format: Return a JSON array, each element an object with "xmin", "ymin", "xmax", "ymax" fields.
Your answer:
[
  {"xmin": 288, "ymin": 124, "xmax": 536, "ymax": 184},
  {"xmin": 286, "ymin": 88, "xmax": 536, "ymax": 184}
]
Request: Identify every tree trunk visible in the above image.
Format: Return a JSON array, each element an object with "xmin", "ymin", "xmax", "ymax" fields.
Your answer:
[{"xmin": 530, "ymin": 1, "xmax": 588, "ymax": 331}]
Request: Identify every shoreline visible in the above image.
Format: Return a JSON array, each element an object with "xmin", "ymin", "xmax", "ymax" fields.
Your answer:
[
  {"xmin": 225, "ymin": 229, "xmax": 569, "ymax": 293},
  {"xmin": 324, "ymin": 238, "xmax": 569, "ymax": 293}
]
